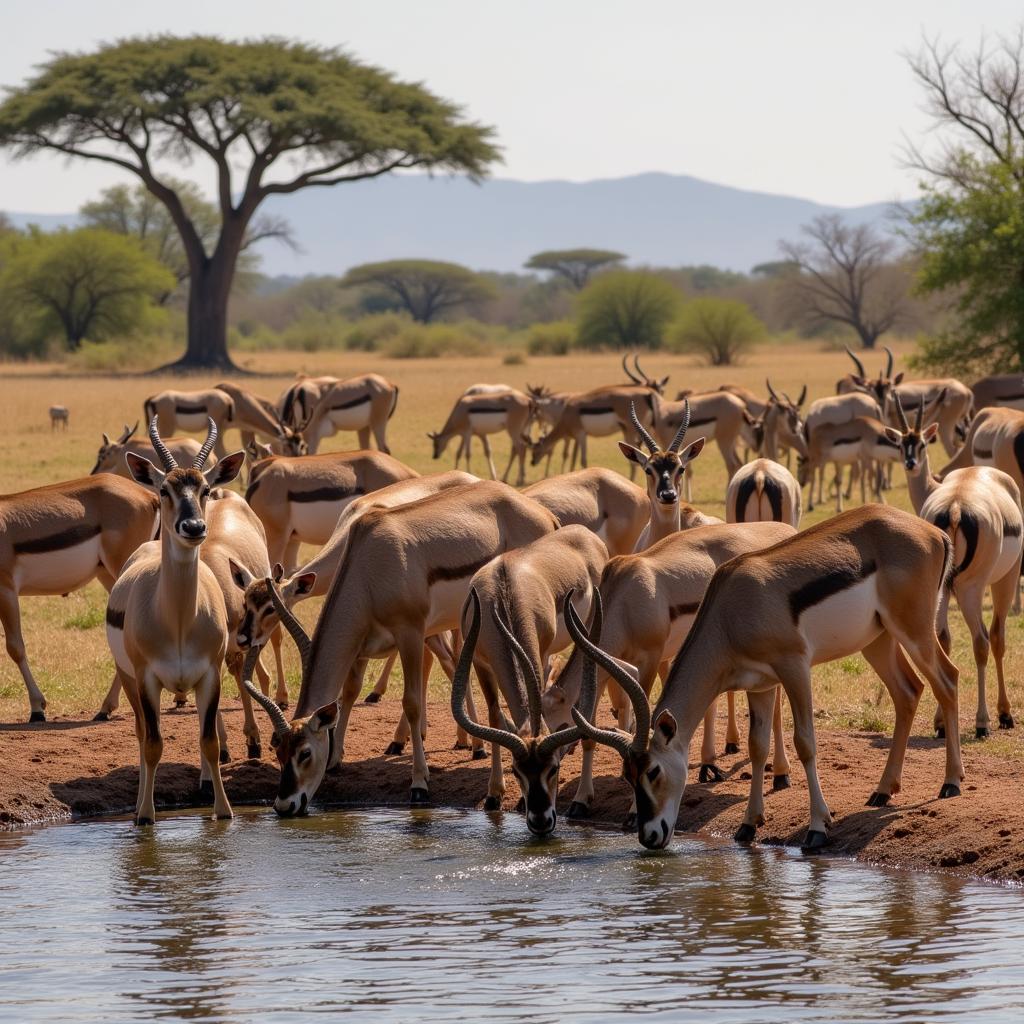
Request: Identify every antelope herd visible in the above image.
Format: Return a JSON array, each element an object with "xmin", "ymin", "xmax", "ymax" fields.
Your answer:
[{"xmin": 4, "ymin": 349, "xmax": 1024, "ymax": 855}]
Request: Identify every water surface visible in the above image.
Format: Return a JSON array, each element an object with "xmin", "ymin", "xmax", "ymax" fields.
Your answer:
[{"xmin": 0, "ymin": 808, "xmax": 1022, "ymax": 1022}]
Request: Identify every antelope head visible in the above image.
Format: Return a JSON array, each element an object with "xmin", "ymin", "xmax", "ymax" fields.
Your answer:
[
  {"xmin": 765, "ymin": 379, "xmax": 807, "ymax": 444},
  {"xmin": 90, "ymin": 421, "xmax": 139, "ymax": 474},
  {"xmin": 276, "ymin": 426, "xmax": 308, "ymax": 457},
  {"xmin": 845, "ymin": 346, "xmax": 903, "ymax": 407},
  {"xmin": 618, "ymin": 400, "xmax": 705, "ymax": 508},
  {"xmin": 452, "ymin": 589, "xmax": 599, "ymax": 837},
  {"xmin": 426, "ymin": 430, "xmax": 448, "ymax": 460},
  {"xmin": 230, "ymin": 560, "xmax": 316, "ymax": 650},
  {"xmin": 884, "ymin": 391, "xmax": 943, "ymax": 473},
  {"xmin": 125, "ymin": 418, "xmax": 243, "ymax": 549},
  {"xmin": 622, "ymin": 353, "xmax": 669, "ymax": 394},
  {"xmin": 565, "ymin": 601, "xmax": 686, "ymax": 850}
]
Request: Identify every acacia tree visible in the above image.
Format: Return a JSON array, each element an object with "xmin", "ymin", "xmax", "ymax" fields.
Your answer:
[
  {"xmin": 575, "ymin": 270, "xmax": 680, "ymax": 350},
  {"xmin": 779, "ymin": 215, "xmax": 913, "ymax": 349},
  {"xmin": 525, "ymin": 248, "xmax": 625, "ymax": 290},
  {"xmin": 0, "ymin": 36, "xmax": 498, "ymax": 371},
  {"xmin": 340, "ymin": 260, "xmax": 496, "ymax": 323}
]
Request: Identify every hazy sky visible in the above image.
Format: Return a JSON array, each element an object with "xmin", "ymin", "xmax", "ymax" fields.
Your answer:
[{"xmin": 2, "ymin": 0, "xmax": 1022, "ymax": 212}]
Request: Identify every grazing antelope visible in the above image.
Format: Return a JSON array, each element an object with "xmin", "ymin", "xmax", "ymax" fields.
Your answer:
[
  {"xmin": 0, "ymin": 475, "xmax": 158, "ymax": 721},
  {"xmin": 144, "ymin": 388, "xmax": 235, "ymax": 458},
  {"xmin": 651, "ymin": 391, "xmax": 745, "ymax": 499},
  {"xmin": 523, "ymin": 468, "xmax": 649, "ymax": 556},
  {"xmin": 972, "ymin": 374, "xmax": 1024, "ymax": 413},
  {"xmin": 452, "ymin": 526, "xmax": 609, "ymax": 833},
  {"xmin": 526, "ymin": 385, "xmax": 578, "ymax": 474},
  {"xmin": 621, "ymin": 352, "xmax": 670, "ymax": 394},
  {"xmin": 277, "ymin": 375, "xmax": 338, "ymax": 432},
  {"xmin": 617, "ymin": 401, "xmax": 709, "ymax": 550},
  {"xmin": 213, "ymin": 381, "xmax": 307, "ymax": 456},
  {"xmin": 428, "ymin": 389, "xmax": 533, "ymax": 485},
  {"xmin": 530, "ymin": 384, "xmax": 661, "ymax": 482},
  {"xmin": 726, "ymin": 459, "xmax": 802, "ymax": 528},
  {"xmin": 49, "ymin": 406, "xmax": 69, "ymax": 431},
  {"xmin": 803, "ymin": 392, "xmax": 882, "ymax": 506},
  {"xmin": 301, "ymin": 374, "xmax": 400, "ymax": 454},
  {"xmin": 547, "ymin": 521, "xmax": 795, "ymax": 824},
  {"xmin": 105, "ymin": 419, "xmax": 245, "ymax": 825},
  {"xmin": 245, "ymin": 481, "xmax": 559, "ymax": 813},
  {"xmin": 566, "ymin": 504, "xmax": 963, "ymax": 853},
  {"xmin": 91, "ymin": 423, "xmax": 205, "ymax": 477},
  {"xmin": 887, "ymin": 395, "xmax": 1024, "ymax": 739}
]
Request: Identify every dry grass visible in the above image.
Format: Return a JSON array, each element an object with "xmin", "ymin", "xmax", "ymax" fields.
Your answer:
[{"xmin": 2, "ymin": 338, "xmax": 1023, "ymax": 762}]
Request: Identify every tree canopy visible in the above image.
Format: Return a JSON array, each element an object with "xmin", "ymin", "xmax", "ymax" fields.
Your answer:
[
  {"xmin": 340, "ymin": 260, "xmax": 497, "ymax": 323},
  {"xmin": 0, "ymin": 35, "xmax": 499, "ymax": 369},
  {"xmin": 670, "ymin": 297, "xmax": 764, "ymax": 366},
  {"xmin": 575, "ymin": 270, "xmax": 680, "ymax": 350},
  {"xmin": 525, "ymin": 248, "xmax": 625, "ymax": 290}
]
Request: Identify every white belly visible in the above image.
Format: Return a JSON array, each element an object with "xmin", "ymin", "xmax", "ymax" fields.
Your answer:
[
  {"xmin": 827, "ymin": 442, "xmax": 861, "ymax": 464},
  {"xmin": 175, "ymin": 412, "xmax": 211, "ymax": 432},
  {"xmin": 580, "ymin": 412, "xmax": 620, "ymax": 436},
  {"xmin": 290, "ymin": 501, "xmax": 349, "ymax": 545},
  {"xmin": 107, "ymin": 624, "xmax": 132, "ymax": 678},
  {"xmin": 993, "ymin": 533, "xmax": 1023, "ymax": 583},
  {"xmin": 468, "ymin": 411, "xmax": 507, "ymax": 435},
  {"xmin": 16, "ymin": 538, "xmax": 101, "ymax": 595},
  {"xmin": 327, "ymin": 405, "xmax": 370, "ymax": 431},
  {"xmin": 425, "ymin": 577, "xmax": 472, "ymax": 635},
  {"xmin": 800, "ymin": 576, "xmax": 882, "ymax": 664}
]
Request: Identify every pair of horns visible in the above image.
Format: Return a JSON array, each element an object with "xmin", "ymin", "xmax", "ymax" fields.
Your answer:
[
  {"xmin": 622, "ymin": 352, "xmax": 654, "ymax": 384},
  {"xmin": 846, "ymin": 346, "xmax": 894, "ymax": 380},
  {"xmin": 148, "ymin": 415, "xmax": 218, "ymax": 472},
  {"xmin": 630, "ymin": 399, "xmax": 689, "ymax": 455},
  {"xmin": 893, "ymin": 387, "xmax": 946, "ymax": 433},
  {"xmin": 765, "ymin": 380, "xmax": 807, "ymax": 409}
]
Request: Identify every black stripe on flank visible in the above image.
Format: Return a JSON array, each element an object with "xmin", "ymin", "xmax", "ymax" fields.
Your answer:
[
  {"xmin": 669, "ymin": 601, "xmax": 701, "ymax": 620},
  {"xmin": 469, "ymin": 406, "xmax": 510, "ymax": 415},
  {"xmin": 1004, "ymin": 520, "xmax": 1022, "ymax": 538},
  {"xmin": 689, "ymin": 416, "xmax": 716, "ymax": 428},
  {"xmin": 13, "ymin": 522, "xmax": 101, "ymax": 555},
  {"xmin": 580, "ymin": 406, "xmax": 614, "ymax": 416},
  {"xmin": 974, "ymin": 448, "xmax": 993, "ymax": 460},
  {"xmin": 287, "ymin": 486, "xmax": 364, "ymax": 504},
  {"xmin": 106, "ymin": 606, "xmax": 125, "ymax": 629},
  {"xmin": 998, "ymin": 392, "xmax": 1024, "ymax": 402},
  {"xmin": 789, "ymin": 560, "xmax": 878, "ymax": 622},
  {"xmin": 832, "ymin": 436, "xmax": 861, "ymax": 447},
  {"xmin": 331, "ymin": 394, "xmax": 371, "ymax": 411},
  {"xmin": 762, "ymin": 475, "xmax": 784, "ymax": 522},
  {"xmin": 733, "ymin": 475, "xmax": 757, "ymax": 523},
  {"xmin": 426, "ymin": 554, "xmax": 494, "ymax": 586},
  {"xmin": 175, "ymin": 403, "xmax": 207, "ymax": 415}
]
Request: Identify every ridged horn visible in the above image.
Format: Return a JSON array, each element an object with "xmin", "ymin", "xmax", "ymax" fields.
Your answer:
[
  {"xmin": 915, "ymin": 397, "xmax": 924, "ymax": 432},
  {"xmin": 668, "ymin": 398, "xmax": 691, "ymax": 453},
  {"xmin": 148, "ymin": 416, "xmax": 178, "ymax": 471},
  {"xmin": 491, "ymin": 600, "xmax": 542, "ymax": 737},
  {"xmin": 893, "ymin": 392, "xmax": 910, "ymax": 433},
  {"xmin": 845, "ymin": 346, "xmax": 867, "ymax": 379},
  {"xmin": 629, "ymin": 400, "xmax": 660, "ymax": 454},
  {"xmin": 622, "ymin": 353, "xmax": 643, "ymax": 384},
  {"xmin": 451, "ymin": 589, "xmax": 529, "ymax": 759},
  {"xmin": 883, "ymin": 346, "xmax": 894, "ymax": 379},
  {"xmin": 240, "ymin": 646, "xmax": 289, "ymax": 739},
  {"xmin": 193, "ymin": 417, "xmax": 219, "ymax": 470},
  {"xmin": 266, "ymin": 577, "xmax": 312, "ymax": 677}
]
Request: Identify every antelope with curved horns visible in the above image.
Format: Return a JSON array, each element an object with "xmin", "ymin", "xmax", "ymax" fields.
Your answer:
[
  {"xmin": 300, "ymin": 373, "xmax": 400, "ymax": 454},
  {"xmin": 525, "ymin": 385, "xmax": 579, "ymax": 475},
  {"xmin": 887, "ymin": 393, "xmax": 1024, "ymax": 740},
  {"xmin": 0, "ymin": 474, "xmax": 159, "ymax": 722},
  {"xmin": 621, "ymin": 353, "xmax": 670, "ymax": 395},
  {"xmin": 523, "ymin": 468, "xmax": 650, "ymax": 556},
  {"xmin": 143, "ymin": 388, "xmax": 235, "ymax": 459},
  {"xmin": 547, "ymin": 521, "xmax": 795, "ymax": 824},
  {"xmin": 648, "ymin": 390, "xmax": 747, "ymax": 499},
  {"xmin": 452, "ymin": 527, "xmax": 608, "ymax": 833},
  {"xmin": 618, "ymin": 400, "xmax": 709, "ymax": 550},
  {"xmin": 566, "ymin": 504, "xmax": 963, "ymax": 853},
  {"xmin": 90, "ymin": 423, "xmax": 206, "ymax": 478},
  {"xmin": 763, "ymin": 380, "xmax": 809, "ymax": 461},
  {"xmin": 529, "ymin": 385, "xmax": 662, "ymax": 482},
  {"xmin": 427, "ymin": 389, "xmax": 533, "ymax": 484},
  {"xmin": 837, "ymin": 346, "xmax": 902, "ymax": 403},
  {"xmin": 105, "ymin": 417, "xmax": 246, "ymax": 825},
  {"xmin": 246, "ymin": 481, "xmax": 559, "ymax": 813},
  {"xmin": 213, "ymin": 381, "xmax": 307, "ymax": 456}
]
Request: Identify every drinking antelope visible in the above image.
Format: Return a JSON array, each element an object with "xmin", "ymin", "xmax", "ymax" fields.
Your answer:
[
  {"xmin": 245, "ymin": 481, "xmax": 558, "ymax": 813},
  {"xmin": 887, "ymin": 395, "xmax": 1024, "ymax": 739},
  {"xmin": 91, "ymin": 423, "xmax": 205, "ymax": 477},
  {"xmin": 566, "ymin": 504, "xmax": 963, "ymax": 852},
  {"xmin": 301, "ymin": 373, "xmax": 400, "ymax": 454},
  {"xmin": 452, "ymin": 526, "xmax": 609, "ymax": 834},
  {"xmin": 0, "ymin": 475, "xmax": 159, "ymax": 722},
  {"xmin": 105, "ymin": 419, "xmax": 245, "ymax": 825},
  {"xmin": 48, "ymin": 406, "xmax": 69, "ymax": 431},
  {"xmin": 428, "ymin": 389, "xmax": 533, "ymax": 484},
  {"xmin": 726, "ymin": 459, "xmax": 802, "ymax": 528},
  {"xmin": 144, "ymin": 388, "xmax": 235, "ymax": 458}
]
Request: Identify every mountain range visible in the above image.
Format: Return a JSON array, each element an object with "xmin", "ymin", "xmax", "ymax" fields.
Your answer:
[{"xmin": 7, "ymin": 171, "xmax": 904, "ymax": 277}]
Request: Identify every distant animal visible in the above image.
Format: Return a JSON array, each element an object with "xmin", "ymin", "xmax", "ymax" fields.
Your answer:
[
  {"xmin": 90, "ymin": 423, "xmax": 205, "ymax": 478},
  {"xmin": 301, "ymin": 374, "xmax": 400, "ymax": 454},
  {"xmin": 48, "ymin": 406, "xmax": 69, "ymax": 431}
]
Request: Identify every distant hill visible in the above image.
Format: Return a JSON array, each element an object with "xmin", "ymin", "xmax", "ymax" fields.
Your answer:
[{"xmin": 7, "ymin": 172, "xmax": 905, "ymax": 276}]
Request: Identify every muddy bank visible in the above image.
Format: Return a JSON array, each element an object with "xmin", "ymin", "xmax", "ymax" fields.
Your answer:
[{"xmin": 1, "ymin": 698, "xmax": 1021, "ymax": 884}]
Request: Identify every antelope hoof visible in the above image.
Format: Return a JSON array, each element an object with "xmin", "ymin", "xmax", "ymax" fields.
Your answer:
[
  {"xmin": 93, "ymin": 711, "xmax": 110, "ymax": 722},
  {"xmin": 219, "ymin": 749, "xmax": 230, "ymax": 765},
  {"xmin": 975, "ymin": 726, "xmax": 989, "ymax": 740},
  {"xmin": 934, "ymin": 725, "xmax": 945, "ymax": 739},
  {"xmin": 621, "ymin": 813, "xmax": 637, "ymax": 831},
  {"xmin": 246, "ymin": 742, "xmax": 262, "ymax": 760},
  {"xmin": 724, "ymin": 742, "xmax": 740, "ymax": 755},
  {"xmin": 772, "ymin": 774, "xmax": 791, "ymax": 791},
  {"xmin": 567, "ymin": 801, "xmax": 591, "ymax": 820},
  {"xmin": 938, "ymin": 783, "xmax": 961, "ymax": 800},
  {"xmin": 384, "ymin": 742, "xmax": 404, "ymax": 755},
  {"xmin": 866, "ymin": 791, "xmax": 890, "ymax": 808},
  {"xmin": 364, "ymin": 692, "xmax": 382, "ymax": 705},
  {"xmin": 471, "ymin": 746, "xmax": 487, "ymax": 760},
  {"xmin": 452, "ymin": 739, "xmax": 471, "ymax": 751},
  {"xmin": 801, "ymin": 829, "xmax": 829, "ymax": 853},
  {"xmin": 198, "ymin": 780, "xmax": 214, "ymax": 801},
  {"xmin": 734, "ymin": 823, "xmax": 757, "ymax": 844},
  {"xmin": 483, "ymin": 796, "xmax": 501, "ymax": 811},
  {"xmin": 29, "ymin": 711, "xmax": 46, "ymax": 723},
  {"xmin": 410, "ymin": 787, "xmax": 430, "ymax": 805},
  {"xmin": 698, "ymin": 763, "xmax": 725, "ymax": 784},
  {"xmin": 515, "ymin": 797, "xmax": 526, "ymax": 814},
  {"xmin": 135, "ymin": 816, "xmax": 155, "ymax": 827},
  {"xmin": 999, "ymin": 713, "xmax": 1015, "ymax": 730}
]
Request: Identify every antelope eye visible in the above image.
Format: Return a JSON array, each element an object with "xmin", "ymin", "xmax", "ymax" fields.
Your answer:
[
  {"xmin": 159, "ymin": 487, "xmax": 169, "ymax": 498},
  {"xmin": 201, "ymin": 486, "xmax": 211, "ymax": 498},
  {"xmin": 646, "ymin": 766, "xmax": 662, "ymax": 782},
  {"xmin": 297, "ymin": 749, "xmax": 312, "ymax": 765}
]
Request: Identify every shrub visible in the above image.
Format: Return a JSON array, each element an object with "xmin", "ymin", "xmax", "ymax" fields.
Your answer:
[
  {"xmin": 576, "ymin": 271, "xmax": 680, "ymax": 351},
  {"xmin": 669, "ymin": 297, "xmax": 764, "ymax": 365},
  {"xmin": 527, "ymin": 320, "xmax": 574, "ymax": 355},
  {"xmin": 343, "ymin": 312, "xmax": 408, "ymax": 352},
  {"xmin": 502, "ymin": 350, "xmax": 526, "ymax": 366}
]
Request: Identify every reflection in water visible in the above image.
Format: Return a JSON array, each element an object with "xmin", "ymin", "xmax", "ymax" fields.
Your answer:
[{"xmin": 0, "ymin": 808, "xmax": 1022, "ymax": 1022}]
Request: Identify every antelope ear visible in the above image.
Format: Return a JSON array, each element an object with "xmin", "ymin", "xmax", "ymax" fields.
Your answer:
[
  {"xmin": 893, "ymin": 372, "xmax": 905, "ymax": 385},
  {"xmin": 679, "ymin": 436, "xmax": 706, "ymax": 465},
  {"xmin": 125, "ymin": 451, "xmax": 163, "ymax": 489},
  {"xmin": 923, "ymin": 423, "xmax": 940, "ymax": 443},
  {"xmin": 101, "ymin": 432, "xmax": 111, "ymax": 446},
  {"xmin": 659, "ymin": 376, "xmax": 670, "ymax": 389},
  {"xmin": 310, "ymin": 701, "xmax": 339, "ymax": 733},
  {"xmin": 207, "ymin": 451, "xmax": 244, "ymax": 486},
  {"xmin": 273, "ymin": 562, "xmax": 285, "ymax": 583},
  {"xmin": 291, "ymin": 571, "xmax": 317, "ymax": 597},
  {"xmin": 883, "ymin": 427, "xmax": 903, "ymax": 444},
  {"xmin": 655, "ymin": 709, "xmax": 678, "ymax": 743},
  {"xmin": 228, "ymin": 557, "xmax": 254, "ymax": 591},
  {"xmin": 618, "ymin": 441, "xmax": 646, "ymax": 466}
]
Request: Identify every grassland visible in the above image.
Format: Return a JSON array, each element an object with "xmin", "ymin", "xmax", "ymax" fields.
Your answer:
[{"xmin": 1, "ymin": 338, "xmax": 1022, "ymax": 763}]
